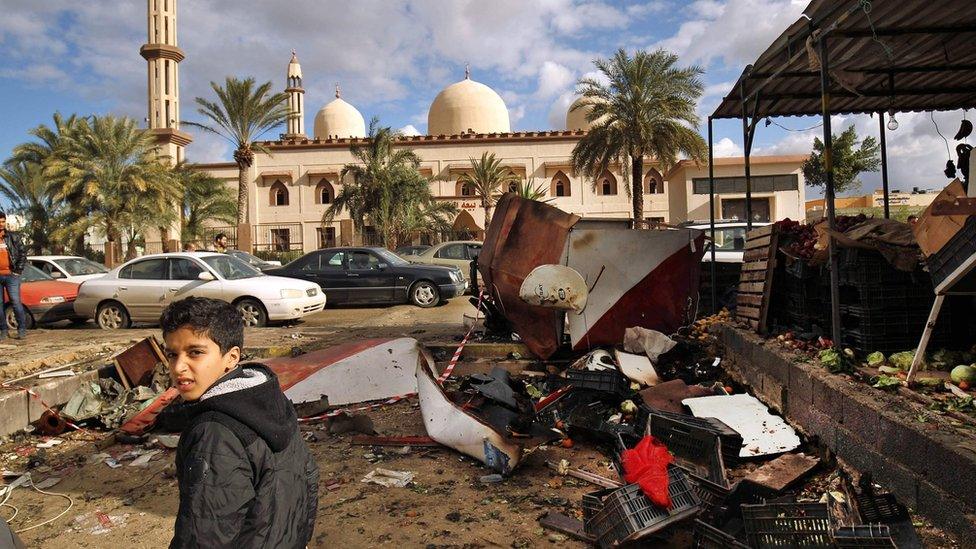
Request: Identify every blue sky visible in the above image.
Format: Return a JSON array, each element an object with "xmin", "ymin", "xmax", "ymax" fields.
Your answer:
[{"xmin": 0, "ymin": 0, "xmax": 965, "ymax": 209}]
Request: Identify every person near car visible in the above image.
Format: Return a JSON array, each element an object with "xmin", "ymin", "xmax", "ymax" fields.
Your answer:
[
  {"xmin": 0, "ymin": 211, "xmax": 27, "ymax": 340},
  {"xmin": 161, "ymin": 297, "xmax": 318, "ymax": 548},
  {"xmin": 183, "ymin": 242, "xmax": 197, "ymax": 252},
  {"xmin": 212, "ymin": 233, "xmax": 228, "ymax": 253}
]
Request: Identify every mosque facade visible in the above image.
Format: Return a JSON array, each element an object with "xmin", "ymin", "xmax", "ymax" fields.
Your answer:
[{"xmin": 146, "ymin": 1, "xmax": 805, "ymax": 253}]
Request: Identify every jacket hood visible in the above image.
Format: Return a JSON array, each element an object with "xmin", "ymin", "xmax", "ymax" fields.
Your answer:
[{"xmin": 190, "ymin": 363, "xmax": 297, "ymax": 452}]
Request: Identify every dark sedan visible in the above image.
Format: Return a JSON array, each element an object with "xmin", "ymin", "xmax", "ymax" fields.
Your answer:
[{"xmin": 266, "ymin": 247, "xmax": 467, "ymax": 308}]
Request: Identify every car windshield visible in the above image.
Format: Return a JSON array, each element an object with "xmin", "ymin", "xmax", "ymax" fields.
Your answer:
[
  {"xmin": 54, "ymin": 257, "xmax": 109, "ymax": 275},
  {"xmin": 230, "ymin": 250, "xmax": 265, "ymax": 265},
  {"xmin": 713, "ymin": 228, "xmax": 748, "ymax": 250},
  {"xmin": 21, "ymin": 265, "xmax": 53, "ymax": 282},
  {"xmin": 374, "ymin": 249, "xmax": 409, "ymax": 266},
  {"xmin": 201, "ymin": 255, "xmax": 263, "ymax": 280}
]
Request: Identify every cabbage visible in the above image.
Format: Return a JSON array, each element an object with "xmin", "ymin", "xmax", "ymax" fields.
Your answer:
[
  {"xmin": 866, "ymin": 352, "xmax": 885, "ymax": 367},
  {"xmin": 888, "ymin": 351, "xmax": 916, "ymax": 371},
  {"xmin": 950, "ymin": 365, "xmax": 976, "ymax": 384}
]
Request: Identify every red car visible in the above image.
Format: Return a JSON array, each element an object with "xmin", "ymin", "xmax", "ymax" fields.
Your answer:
[{"xmin": 3, "ymin": 265, "xmax": 87, "ymax": 330}]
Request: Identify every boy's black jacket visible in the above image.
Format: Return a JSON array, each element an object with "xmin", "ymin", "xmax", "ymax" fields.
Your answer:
[{"xmin": 169, "ymin": 363, "xmax": 319, "ymax": 549}]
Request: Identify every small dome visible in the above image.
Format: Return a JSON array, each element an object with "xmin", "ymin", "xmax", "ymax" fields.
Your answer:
[
  {"xmin": 427, "ymin": 75, "xmax": 510, "ymax": 136},
  {"xmin": 566, "ymin": 96, "xmax": 606, "ymax": 131},
  {"xmin": 313, "ymin": 87, "xmax": 365, "ymax": 139}
]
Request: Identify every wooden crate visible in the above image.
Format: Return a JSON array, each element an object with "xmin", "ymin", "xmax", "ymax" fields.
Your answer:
[{"xmin": 736, "ymin": 225, "xmax": 779, "ymax": 333}]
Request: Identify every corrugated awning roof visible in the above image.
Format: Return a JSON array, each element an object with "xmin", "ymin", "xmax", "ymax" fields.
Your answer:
[{"xmin": 712, "ymin": 0, "xmax": 976, "ymax": 119}]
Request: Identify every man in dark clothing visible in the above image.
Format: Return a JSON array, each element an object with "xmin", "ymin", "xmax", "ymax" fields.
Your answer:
[
  {"xmin": 0, "ymin": 211, "xmax": 27, "ymax": 340},
  {"xmin": 160, "ymin": 297, "xmax": 318, "ymax": 548}
]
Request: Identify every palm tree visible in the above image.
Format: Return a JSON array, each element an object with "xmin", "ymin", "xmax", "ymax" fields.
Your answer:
[
  {"xmin": 185, "ymin": 77, "xmax": 290, "ymax": 226},
  {"xmin": 325, "ymin": 119, "xmax": 457, "ymax": 249},
  {"xmin": 456, "ymin": 152, "xmax": 519, "ymax": 228},
  {"xmin": 0, "ymin": 161, "xmax": 59, "ymax": 254},
  {"xmin": 511, "ymin": 178, "xmax": 551, "ymax": 202},
  {"xmin": 171, "ymin": 163, "xmax": 238, "ymax": 243},
  {"xmin": 571, "ymin": 48, "xmax": 707, "ymax": 228},
  {"xmin": 45, "ymin": 115, "xmax": 180, "ymax": 253}
]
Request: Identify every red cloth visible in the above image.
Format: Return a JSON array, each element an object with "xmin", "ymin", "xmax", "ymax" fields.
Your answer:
[{"xmin": 621, "ymin": 435, "xmax": 673, "ymax": 508}]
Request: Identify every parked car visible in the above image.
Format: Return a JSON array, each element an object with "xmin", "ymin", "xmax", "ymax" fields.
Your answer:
[
  {"xmin": 394, "ymin": 245, "xmax": 431, "ymax": 257},
  {"xmin": 3, "ymin": 265, "xmax": 87, "ymax": 330},
  {"xmin": 225, "ymin": 249, "xmax": 282, "ymax": 271},
  {"xmin": 28, "ymin": 255, "xmax": 109, "ymax": 283},
  {"xmin": 683, "ymin": 221, "xmax": 772, "ymax": 263},
  {"xmin": 74, "ymin": 252, "xmax": 326, "ymax": 329},
  {"xmin": 266, "ymin": 247, "xmax": 466, "ymax": 308},
  {"xmin": 409, "ymin": 241, "xmax": 482, "ymax": 283}
]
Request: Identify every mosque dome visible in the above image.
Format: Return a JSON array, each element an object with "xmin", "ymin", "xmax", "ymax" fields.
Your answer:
[
  {"xmin": 427, "ymin": 72, "xmax": 510, "ymax": 136},
  {"xmin": 566, "ymin": 96, "xmax": 606, "ymax": 131},
  {"xmin": 313, "ymin": 86, "xmax": 366, "ymax": 139}
]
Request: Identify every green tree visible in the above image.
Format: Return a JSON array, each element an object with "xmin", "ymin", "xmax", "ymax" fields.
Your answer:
[
  {"xmin": 171, "ymin": 163, "xmax": 238, "ymax": 242},
  {"xmin": 803, "ymin": 125, "xmax": 881, "ymax": 195},
  {"xmin": 185, "ymin": 77, "xmax": 290, "ymax": 225},
  {"xmin": 0, "ymin": 161, "xmax": 59, "ymax": 254},
  {"xmin": 324, "ymin": 119, "xmax": 457, "ymax": 249},
  {"xmin": 511, "ymin": 178, "xmax": 551, "ymax": 202},
  {"xmin": 456, "ymin": 152, "xmax": 519, "ymax": 229},
  {"xmin": 571, "ymin": 48, "xmax": 707, "ymax": 228},
  {"xmin": 44, "ymin": 115, "xmax": 180, "ymax": 252}
]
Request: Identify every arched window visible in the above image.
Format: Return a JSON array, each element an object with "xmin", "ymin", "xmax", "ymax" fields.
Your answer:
[
  {"xmin": 550, "ymin": 171, "xmax": 571, "ymax": 197},
  {"xmin": 644, "ymin": 168, "xmax": 664, "ymax": 194},
  {"xmin": 270, "ymin": 180, "xmax": 289, "ymax": 206},
  {"xmin": 508, "ymin": 181, "xmax": 519, "ymax": 193},
  {"xmin": 315, "ymin": 179, "xmax": 334, "ymax": 204},
  {"xmin": 597, "ymin": 170, "xmax": 617, "ymax": 195},
  {"xmin": 456, "ymin": 180, "xmax": 474, "ymax": 196}
]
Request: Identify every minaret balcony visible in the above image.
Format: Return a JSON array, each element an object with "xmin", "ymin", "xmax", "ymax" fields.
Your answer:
[{"xmin": 140, "ymin": 43, "xmax": 186, "ymax": 62}]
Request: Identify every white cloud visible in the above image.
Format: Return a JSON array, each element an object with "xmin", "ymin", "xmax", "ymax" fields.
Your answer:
[
  {"xmin": 547, "ymin": 91, "xmax": 576, "ymax": 130},
  {"xmin": 535, "ymin": 61, "xmax": 575, "ymax": 99},
  {"xmin": 399, "ymin": 124, "xmax": 421, "ymax": 136},
  {"xmin": 713, "ymin": 137, "xmax": 742, "ymax": 157}
]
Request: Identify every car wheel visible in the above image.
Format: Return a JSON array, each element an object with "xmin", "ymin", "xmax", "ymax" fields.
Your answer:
[
  {"xmin": 96, "ymin": 301, "xmax": 131, "ymax": 330},
  {"xmin": 5, "ymin": 308, "xmax": 35, "ymax": 330},
  {"xmin": 410, "ymin": 281, "xmax": 440, "ymax": 308},
  {"xmin": 236, "ymin": 298, "xmax": 268, "ymax": 327}
]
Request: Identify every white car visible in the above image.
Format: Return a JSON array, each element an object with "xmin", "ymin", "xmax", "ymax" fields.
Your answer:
[
  {"xmin": 74, "ymin": 252, "xmax": 326, "ymax": 329},
  {"xmin": 28, "ymin": 255, "xmax": 109, "ymax": 283},
  {"xmin": 409, "ymin": 241, "xmax": 482, "ymax": 283},
  {"xmin": 684, "ymin": 222, "xmax": 772, "ymax": 263}
]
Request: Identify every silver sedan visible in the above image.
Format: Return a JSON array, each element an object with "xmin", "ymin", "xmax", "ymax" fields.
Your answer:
[{"xmin": 74, "ymin": 252, "xmax": 326, "ymax": 329}]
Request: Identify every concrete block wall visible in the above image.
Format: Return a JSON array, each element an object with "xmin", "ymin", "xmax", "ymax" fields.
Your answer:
[
  {"xmin": 0, "ymin": 369, "xmax": 101, "ymax": 436},
  {"xmin": 715, "ymin": 324, "xmax": 976, "ymax": 540}
]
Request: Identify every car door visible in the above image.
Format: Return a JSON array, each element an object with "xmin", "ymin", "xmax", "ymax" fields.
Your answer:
[
  {"xmin": 346, "ymin": 250, "xmax": 395, "ymax": 303},
  {"xmin": 116, "ymin": 258, "xmax": 169, "ymax": 321},
  {"xmin": 291, "ymin": 251, "xmax": 349, "ymax": 303},
  {"xmin": 30, "ymin": 260, "xmax": 66, "ymax": 280},
  {"xmin": 433, "ymin": 243, "xmax": 469, "ymax": 272},
  {"xmin": 163, "ymin": 258, "xmax": 223, "ymax": 306}
]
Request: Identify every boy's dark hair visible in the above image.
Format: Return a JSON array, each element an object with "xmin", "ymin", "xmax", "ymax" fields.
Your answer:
[
  {"xmin": 160, "ymin": 297, "xmax": 244, "ymax": 354},
  {"xmin": 214, "ymin": 233, "xmax": 226, "ymax": 241},
  {"xmin": 0, "ymin": 211, "xmax": 6, "ymax": 219}
]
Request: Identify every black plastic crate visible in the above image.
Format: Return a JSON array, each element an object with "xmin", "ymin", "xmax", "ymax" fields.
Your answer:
[
  {"xmin": 843, "ymin": 328, "xmax": 949, "ymax": 356},
  {"xmin": 642, "ymin": 408, "xmax": 743, "ymax": 464},
  {"xmin": 839, "ymin": 310, "xmax": 932, "ymax": 337},
  {"xmin": 742, "ymin": 502, "xmax": 833, "ymax": 548},
  {"xmin": 838, "ymin": 282, "xmax": 935, "ymax": 311},
  {"xmin": 837, "ymin": 248, "xmax": 926, "ymax": 288},
  {"xmin": 559, "ymin": 369, "xmax": 631, "ymax": 395},
  {"xmin": 692, "ymin": 519, "xmax": 750, "ymax": 549},
  {"xmin": 854, "ymin": 492, "xmax": 909, "ymax": 524},
  {"xmin": 688, "ymin": 472, "xmax": 732, "ymax": 521},
  {"xmin": 926, "ymin": 215, "xmax": 976, "ymax": 290},
  {"xmin": 583, "ymin": 465, "xmax": 700, "ymax": 548},
  {"xmin": 833, "ymin": 525, "xmax": 896, "ymax": 548}
]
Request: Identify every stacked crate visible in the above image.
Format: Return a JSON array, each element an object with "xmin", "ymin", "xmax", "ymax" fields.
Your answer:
[{"xmin": 776, "ymin": 258, "xmax": 831, "ymax": 333}]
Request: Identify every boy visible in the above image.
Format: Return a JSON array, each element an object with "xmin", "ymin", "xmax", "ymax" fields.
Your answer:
[
  {"xmin": 161, "ymin": 297, "xmax": 318, "ymax": 548},
  {"xmin": 0, "ymin": 211, "xmax": 27, "ymax": 341}
]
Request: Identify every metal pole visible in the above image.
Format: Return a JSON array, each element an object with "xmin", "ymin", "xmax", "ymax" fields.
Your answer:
[
  {"xmin": 820, "ymin": 37, "xmax": 842, "ymax": 347},
  {"xmin": 740, "ymin": 82, "xmax": 753, "ymax": 231},
  {"xmin": 708, "ymin": 117, "xmax": 717, "ymax": 314},
  {"xmin": 879, "ymin": 111, "xmax": 891, "ymax": 219}
]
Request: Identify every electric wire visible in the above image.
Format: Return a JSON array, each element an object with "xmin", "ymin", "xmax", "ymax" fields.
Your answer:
[{"xmin": 932, "ymin": 112, "xmax": 952, "ymax": 158}]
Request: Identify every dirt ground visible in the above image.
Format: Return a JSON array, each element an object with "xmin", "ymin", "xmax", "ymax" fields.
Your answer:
[{"xmin": 0, "ymin": 301, "xmax": 962, "ymax": 547}]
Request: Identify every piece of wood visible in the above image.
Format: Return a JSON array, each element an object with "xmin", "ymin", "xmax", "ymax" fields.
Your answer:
[
  {"xmin": 745, "ymin": 235, "xmax": 772, "ymax": 250},
  {"xmin": 737, "ymin": 294, "xmax": 763, "ymax": 307},
  {"xmin": 738, "ymin": 282, "xmax": 766, "ymax": 293},
  {"xmin": 545, "ymin": 460, "xmax": 622, "ymax": 489},
  {"xmin": 745, "ymin": 453, "xmax": 820, "ymax": 493},
  {"xmin": 741, "ymin": 260, "xmax": 768, "ymax": 272},
  {"xmin": 114, "ymin": 337, "xmax": 166, "ymax": 388},
  {"xmin": 539, "ymin": 511, "xmax": 594, "ymax": 543},
  {"xmin": 743, "ymin": 249, "xmax": 767, "ymax": 262},
  {"xmin": 741, "ymin": 270, "xmax": 767, "ymax": 282},
  {"xmin": 750, "ymin": 224, "xmax": 775, "ymax": 237},
  {"xmin": 737, "ymin": 305, "xmax": 760, "ymax": 320}
]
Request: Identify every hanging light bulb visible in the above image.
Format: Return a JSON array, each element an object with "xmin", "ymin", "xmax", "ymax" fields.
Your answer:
[{"xmin": 887, "ymin": 110, "xmax": 899, "ymax": 131}]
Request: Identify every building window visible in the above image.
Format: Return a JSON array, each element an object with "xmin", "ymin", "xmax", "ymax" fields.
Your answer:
[
  {"xmin": 508, "ymin": 181, "xmax": 519, "ymax": 193},
  {"xmin": 317, "ymin": 227, "xmax": 336, "ymax": 249},
  {"xmin": 597, "ymin": 170, "xmax": 617, "ymax": 196},
  {"xmin": 456, "ymin": 180, "xmax": 474, "ymax": 196},
  {"xmin": 270, "ymin": 228, "xmax": 290, "ymax": 251},
  {"xmin": 270, "ymin": 180, "xmax": 289, "ymax": 206},
  {"xmin": 692, "ymin": 174, "xmax": 799, "ymax": 194},
  {"xmin": 315, "ymin": 179, "xmax": 334, "ymax": 204},
  {"xmin": 644, "ymin": 168, "xmax": 664, "ymax": 194},
  {"xmin": 550, "ymin": 171, "xmax": 571, "ymax": 197}
]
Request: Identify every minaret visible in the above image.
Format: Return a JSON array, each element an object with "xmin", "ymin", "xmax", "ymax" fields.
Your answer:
[
  {"xmin": 140, "ymin": 0, "xmax": 191, "ymax": 164},
  {"xmin": 284, "ymin": 50, "xmax": 306, "ymax": 139}
]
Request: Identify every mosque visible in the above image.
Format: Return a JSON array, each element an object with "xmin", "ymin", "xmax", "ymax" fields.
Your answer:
[{"xmin": 144, "ymin": 0, "xmax": 806, "ymax": 253}]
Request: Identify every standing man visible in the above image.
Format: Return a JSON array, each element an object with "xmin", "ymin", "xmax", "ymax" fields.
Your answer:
[
  {"xmin": 0, "ymin": 211, "xmax": 27, "ymax": 340},
  {"xmin": 212, "ymin": 233, "xmax": 228, "ymax": 253}
]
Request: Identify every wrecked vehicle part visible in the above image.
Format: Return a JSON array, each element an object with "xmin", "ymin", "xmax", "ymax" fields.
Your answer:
[
  {"xmin": 478, "ymin": 194, "xmax": 580, "ymax": 359},
  {"xmin": 583, "ymin": 349, "xmax": 616, "ymax": 371},
  {"xmin": 120, "ymin": 387, "xmax": 180, "ymax": 435},
  {"xmin": 264, "ymin": 337, "xmax": 423, "ymax": 410},
  {"xmin": 682, "ymin": 394, "xmax": 801, "ymax": 458},
  {"xmin": 518, "ymin": 264, "xmax": 588, "ymax": 311},
  {"xmin": 613, "ymin": 350, "xmax": 662, "ymax": 386},
  {"xmin": 641, "ymin": 407, "xmax": 744, "ymax": 466},
  {"xmin": 468, "ymin": 295, "xmax": 513, "ymax": 338},
  {"xmin": 416, "ymin": 353, "xmax": 557, "ymax": 474},
  {"xmin": 565, "ymin": 228, "xmax": 705, "ymax": 352},
  {"xmin": 622, "ymin": 327, "xmax": 677, "ymax": 364},
  {"xmin": 636, "ymin": 379, "xmax": 715, "ymax": 415}
]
